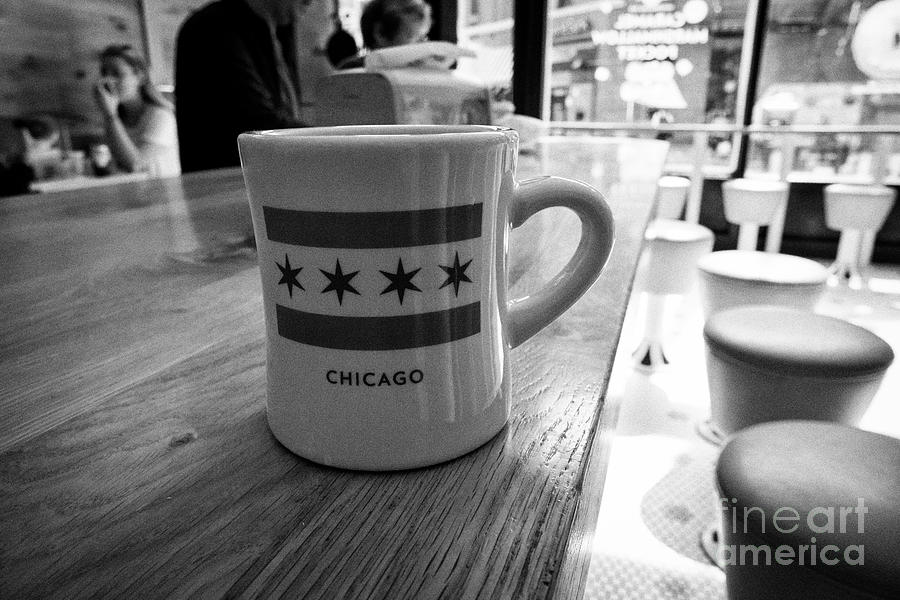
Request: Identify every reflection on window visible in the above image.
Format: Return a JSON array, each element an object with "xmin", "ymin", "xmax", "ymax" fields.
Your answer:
[
  {"xmin": 747, "ymin": 0, "xmax": 900, "ymax": 184},
  {"xmin": 457, "ymin": 1, "xmax": 514, "ymax": 108},
  {"xmin": 545, "ymin": 1, "xmax": 744, "ymax": 123},
  {"xmin": 457, "ymin": 0, "xmax": 899, "ymax": 183},
  {"xmin": 545, "ymin": 0, "xmax": 749, "ymax": 175}
]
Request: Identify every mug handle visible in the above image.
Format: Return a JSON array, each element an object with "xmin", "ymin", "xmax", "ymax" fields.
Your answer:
[{"xmin": 507, "ymin": 176, "xmax": 615, "ymax": 348}]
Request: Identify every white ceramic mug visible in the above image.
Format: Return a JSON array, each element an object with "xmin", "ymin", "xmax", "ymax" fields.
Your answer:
[{"xmin": 239, "ymin": 125, "xmax": 614, "ymax": 470}]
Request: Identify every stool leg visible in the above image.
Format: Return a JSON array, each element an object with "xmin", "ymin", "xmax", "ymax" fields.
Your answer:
[
  {"xmin": 860, "ymin": 229, "xmax": 876, "ymax": 268},
  {"xmin": 632, "ymin": 293, "xmax": 669, "ymax": 370},
  {"xmin": 700, "ymin": 521, "xmax": 725, "ymax": 570},
  {"xmin": 736, "ymin": 224, "xmax": 759, "ymax": 252},
  {"xmin": 696, "ymin": 419, "xmax": 726, "ymax": 445},
  {"xmin": 828, "ymin": 229, "xmax": 863, "ymax": 289},
  {"xmin": 700, "ymin": 491, "xmax": 729, "ymax": 570}
]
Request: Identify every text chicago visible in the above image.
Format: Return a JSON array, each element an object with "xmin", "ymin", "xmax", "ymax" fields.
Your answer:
[{"xmin": 326, "ymin": 369, "xmax": 424, "ymax": 387}]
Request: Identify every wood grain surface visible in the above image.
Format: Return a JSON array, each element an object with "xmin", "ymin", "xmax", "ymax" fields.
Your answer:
[{"xmin": 0, "ymin": 139, "xmax": 668, "ymax": 600}]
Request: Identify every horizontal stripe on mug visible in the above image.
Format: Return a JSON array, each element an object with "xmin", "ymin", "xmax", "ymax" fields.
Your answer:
[
  {"xmin": 263, "ymin": 204, "xmax": 483, "ymax": 249},
  {"xmin": 276, "ymin": 301, "xmax": 481, "ymax": 350}
]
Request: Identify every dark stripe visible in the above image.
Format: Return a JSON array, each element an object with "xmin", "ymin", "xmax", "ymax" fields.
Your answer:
[
  {"xmin": 276, "ymin": 302, "xmax": 481, "ymax": 350},
  {"xmin": 263, "ymin": 204, "xmax": 483, "ymax": 248}
]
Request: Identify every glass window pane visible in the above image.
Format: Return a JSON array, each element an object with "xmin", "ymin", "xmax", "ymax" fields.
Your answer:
[
  {"xmin": 457, "ymin": 1, "xmax": 515, "ymax": 108},
  {"xmin": 748, "ymin": 0, "xmax": 900, "ymax": 184},
  {"xmin": 545, "ymin": 0, "xmax": 751, "ymax": 175}
]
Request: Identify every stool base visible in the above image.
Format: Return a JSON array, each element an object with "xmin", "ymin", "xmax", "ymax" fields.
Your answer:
[
  {"xmin": 700, "ymin": 521, "xmax": 725, "ymax": 570},
  {"xmin": 696, "ymin": 419, "xmax": 726, "ymax": 445},
  {"xmin": 632, "ymin": 339, "xmax": 670, "ymax": 370},
  {"xmin": 631, "ymin": 293, "xmax": 673, "ymax": 371},
  {"xmin": 827, "ymin": 229, "xmax": 864, "ymax": 289},
  {"xmin": 827, "ymin": 260, "xmax": 864, "ymax": 290}
]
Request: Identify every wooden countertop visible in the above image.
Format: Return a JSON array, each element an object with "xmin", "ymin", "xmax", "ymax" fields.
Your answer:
[{"xmin": 0, "ymin": 137, "xmax": 668, "ymax": 600}]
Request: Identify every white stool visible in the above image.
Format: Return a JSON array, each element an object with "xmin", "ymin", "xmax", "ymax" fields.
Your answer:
[
  {"xmin": 697, "ymin": 250, "xmax": 828, "ymax": 317},
  {"xmin": 696, "ymin": 252, "xmax": 829, "ymax": 443},
  {"xmin": 704, "ymin": 306, "xmax": 894, "ymax": 439},
  {"xmin": 715, "ymin": 421, "xmax": 900, "ymax": 600},
  {"xmin": 655, "ymin": 175, "xmax": 691, "ymax": 219},
  {"xmin": 699, "ymin": 308, "xmax": 894, "ymax": 572},
  {"xmin": 632, "ymin": 219, "xmax": 714, "ymax": 369},
  {"xmin": 722, "ymin": 179, "xmax": 789, "ymax": 251},
  {"xmin": 823, "ymin": 183, "xmax": 897, "ymax": 289}
]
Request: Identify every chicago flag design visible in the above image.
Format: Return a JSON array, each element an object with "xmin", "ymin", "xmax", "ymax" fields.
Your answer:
[{"xmin": 263, "ymin": 204, "xmax": 483, "ymax": 351}]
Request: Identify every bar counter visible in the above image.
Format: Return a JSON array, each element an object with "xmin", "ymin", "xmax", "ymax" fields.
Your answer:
[{"xmin": 0, "ymin": 138, "xmax": 668, "ymax": 599}]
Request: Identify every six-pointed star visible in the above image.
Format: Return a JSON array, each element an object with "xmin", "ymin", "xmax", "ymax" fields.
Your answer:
[
  {"xmin": 276, "ymin": 253, "xmax": 303, "ymax": 297},
  {"xmin": 439, "ymin": 251, "xmax": 473, "ymax": 296},
  {"xmin": 380, "ymin": 258, "xmax": 421, "ymax": 304},
  {"xmin": 320, "ymin": 258, "xmax": 361, "ymax": 305}
]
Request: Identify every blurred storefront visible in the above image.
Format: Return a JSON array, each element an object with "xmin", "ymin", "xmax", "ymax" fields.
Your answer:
[
  {"xmin": 457, "ymin": 0, "xmax": 900, "ymax": 259},
  {"xmin": 458, "ymin": 0, "xmax": 899, "ymax": 181}
]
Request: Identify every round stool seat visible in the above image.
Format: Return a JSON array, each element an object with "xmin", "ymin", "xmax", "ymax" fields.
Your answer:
[
  {"xmin": 697, "ymin": 250, "xmax": 828, "ymax": 316},
  {"xmin": 716, "ymin": 420, "xmax": 900, "ymax": 599},
  {"xmin": 704, "ymin": 306, "xmax": 894, "ymax": 436},
  {"xmin": 722, "ymin": 179, "xmax": 789, "ymax": 225},
  {"xmin": 824, "ymin": 184, "xmax": 896, "ymax": 231},
  {"xmin": 656, "ymin": 175, "xmax": 691, "ymax": 219},
  {"xmin": 639, "ymin": 219, "xmax": 714, "ymax": 295}
]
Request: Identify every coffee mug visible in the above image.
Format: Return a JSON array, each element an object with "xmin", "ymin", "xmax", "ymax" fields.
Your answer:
[{"xmin": 239, "ymin": 125, "xmax": 614, "ymax": 470}]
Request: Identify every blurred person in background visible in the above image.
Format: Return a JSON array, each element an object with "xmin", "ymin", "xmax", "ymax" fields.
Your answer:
[
  {"xmin": 0, "ymin": 117, "xmax": 33, "ymax": 196},
  {"xmin": 94, "ymin": 45, "xmax": 181, "ymax": 177},
  {"xmin": 325, "ymin": 0, "xmax": 359, "ymax": 68},
  {"xmin": 175, "ymin": 0, "xmax": 331, "ymax": 172},
  {"xmin": 337, "ymin": 0, "xmax": 432, "ymax": 69}
]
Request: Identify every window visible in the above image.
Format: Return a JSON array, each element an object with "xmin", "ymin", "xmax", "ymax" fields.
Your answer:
[
  {"xmin": 545, "ymin": 0, "xmax": 752, "ymax": 175},
  {"xmin": 457, "ymin": 0, "xmax": 899, "ymax": 183},
  {"xmin": 457, "ymin": 1, "xmax": 515, "ymax": 107},
  {"xmin": 746, "ymin": 0, "xmax": 900, "ymax": 183}
]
